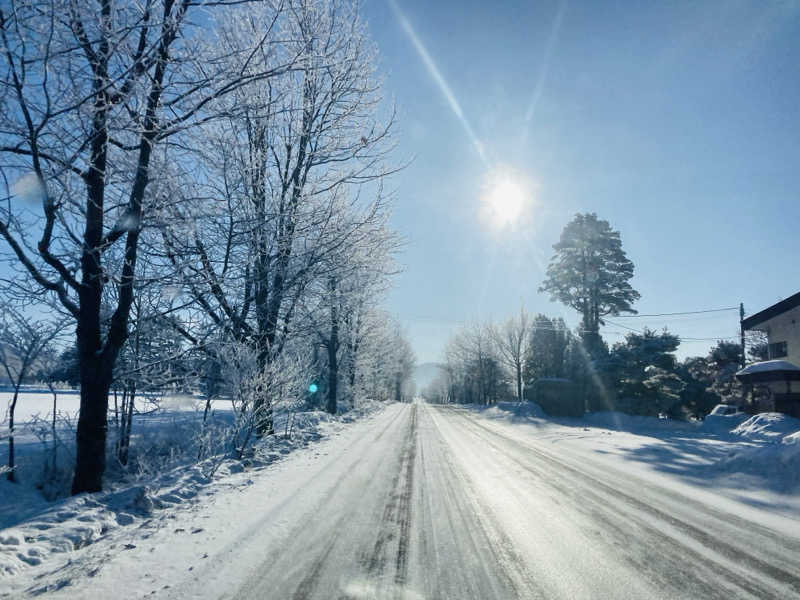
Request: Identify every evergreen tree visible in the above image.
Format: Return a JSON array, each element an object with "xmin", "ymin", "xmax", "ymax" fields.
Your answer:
[
  {"xmin": 540, "ymin": 213, "xmax": 640, "ymax": 356},
  {"xmin": 675, "ymin": 356, "xmax": 719, "ymax": 418},
  {"xmin": 50, "ymin": 344, "xmax": 81, "ymax": 388},
  {"xmin": 523, "ymin": 315, "xmax": 570, "ymax": 383},
  {"xmin": 609, "ymin": 328, "xmax": 681, "ymax": 415},
  {"xmin": 564, "ymin": 335, "xmax": 589, "ymax": 383},
  {"xmin": 642, "ymin": 367, "xmax": 686, "ymax": 416},
  {"xmin": 707, "ymin": 341, "xmax": 744, "ymax": 403}
]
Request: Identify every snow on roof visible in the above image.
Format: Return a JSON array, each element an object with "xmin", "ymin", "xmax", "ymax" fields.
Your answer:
[{"xmin": 736, "ymin": 360, "xmax": 800, "ymax": 376}]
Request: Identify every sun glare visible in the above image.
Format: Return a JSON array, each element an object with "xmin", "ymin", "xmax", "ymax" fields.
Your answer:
[{"xmin": 482, "ymin": 171, "xmax": 530, "ymax": 228}]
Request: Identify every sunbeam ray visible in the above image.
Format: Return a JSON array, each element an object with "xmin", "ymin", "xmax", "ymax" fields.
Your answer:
[
  {"xmin": 520, "ymin": 0, "xmax": 567, "ymax": 145},
  {"xmin": 389, "ymin": 0, "xmax": 487, "ymax": 163}
]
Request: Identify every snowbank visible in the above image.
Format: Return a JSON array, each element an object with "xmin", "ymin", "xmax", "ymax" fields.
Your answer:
[
  {"xmin": 701, "ymin": 413, "xmax": 750, "ymax": 435},
  {"xmin": 467, "ymin": 403, "xmax": 702, "ymax": 433},
  {"xmin": 785, "ymin": 430, "xmax": 800, "ymax": 445},
  {"xmin": 732, "ymin": 413, "xmax": 800, "ymax": 442},
  {"xmin": 716, "ymin": 437, "xmax": 800, "ymax": 492},
  {"xmin": 705, "ymin": 413, "xmax": 800, "ymax": 493},
  {"xmin": 459, "ymin": 402, "xmax": 545, "ymax": 421},
  {"xmin": 488, "ymin": 401, "xmax": 545, "ymax": 419},
  {"xmin": 583, "ymin": 411, "xmax": 696, "ymax": 433}
]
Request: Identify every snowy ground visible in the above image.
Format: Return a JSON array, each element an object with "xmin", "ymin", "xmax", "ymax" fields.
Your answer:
[
  {"xmin": 1, "ymin": 391, "xmax": 221, "ymax": 500},
  {"xmin": 473, "ymin": 402, "xmax": 800, "ymax": 514},
  {"xmin": 2, "ymin": 400, "xmax": 799, "ymax": 599},
  {"xmin": 0, "ymin": 391, "xmax": 385, "ymax": 592}
]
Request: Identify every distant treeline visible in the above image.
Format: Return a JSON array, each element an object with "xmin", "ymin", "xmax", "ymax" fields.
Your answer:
[{"xmin": 424, "ymin": 213, "xmax": 764, "ymax": 419}]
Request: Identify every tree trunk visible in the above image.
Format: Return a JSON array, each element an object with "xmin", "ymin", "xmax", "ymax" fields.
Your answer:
[
  {"xmin": 253, "ymin": 351, "xmax": 275, "ymax": 437},
  {"xmin": 7, "ymin": 388, "xmax": 19, "ymax": 482},
  {"xmin": 327, "ymin": 343, "xmax": 338, "ymax": 415},
  {"xmin": 50, "ymin": 384, "xmax": 58, "ymax": 473},
  {"xmin": 118, "ymin": 382, "xmax": 135, "ymax": 466},
  {"xmin": 326, "ymin": 337, "xmax": 339, "ymax": 415},
  {"xmin": 113, "ymin": 388, "xmax": 119, "ymax": 428},
  {"xmin": 326, "ymin": 277, "xmax": 339, "ymax": 415},
  {"xmin": 72, "ymin": 355, "xmax": 112, "ymax": 494},
  {"xmin": 115, "ymin": 388, "xmax": 126, "ymax": 460},
  {"xmin": 202, "ymin": 396, "xmax": 212, "ymax": 424},
  {"xmin": 516, "ymin": 363, "xmax": 523, "ymax": 402}
]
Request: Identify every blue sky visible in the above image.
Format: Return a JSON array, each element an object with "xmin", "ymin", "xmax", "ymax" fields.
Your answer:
[{"xmin": 362, "ymin": 0, "xmax": 800, "ymax": 363}]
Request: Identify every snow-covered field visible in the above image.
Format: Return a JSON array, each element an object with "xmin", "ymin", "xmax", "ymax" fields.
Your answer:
[
  {"xmin": 1, "ymin": 391, "xmax": 235, "ymax": 506},
  {"xmin": 2, "ymin": 399, "xmax": 799, "ymax": 598}
]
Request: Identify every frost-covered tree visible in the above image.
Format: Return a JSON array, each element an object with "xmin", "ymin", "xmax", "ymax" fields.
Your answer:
[
  {"xmin": 111, "ymin": 282, "xmax": 189, "ymax": 466},
  {"xmin": 445, "ymin": 324, "xmax": 508, "ymax": 405},
  {"xmin": 746, "ymin": 330, "xmax": 769, "ymax": 363},
  {"xmin": 391, "ymin": 327, "xmax": 417, "ymax": 403},
  {"xmin": 0, "ymin": 0, "xmax": 298, "ymax": 494},
  {"xmin": 163, "ymin": 0, "xmax": 398, "ymax": 431},
  {"xmin": 490, "ymin": 308, "xmax": 530, "ymax": 401},
  {"xmin": 0, "ymin": 306, "xmax": 64, "ymax": 481},
  {"xmin": 332, "ymin": 313, "xmax": 414, "ymax": 405},
  {"xmin": 540, "ymin": 213, "xmax": 639, "ymax": 356},
  {"xmin": 300, "ymin": 198, "xmax": 400, "ymax": 414},
  {"xmin": 421, "ymin": 370, "xmax": 450, "ymax": 404}
]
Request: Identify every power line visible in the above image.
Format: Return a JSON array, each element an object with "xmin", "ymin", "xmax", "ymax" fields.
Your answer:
[
  {"xmin": 675, "ymin": 335, "xmax": 739, "ymax": 341},
  {"xmin": 604, "ymin": 319, "xmax": 642, "ymax": 333},
  {"xmin": 604, "ymin": 319, "xmax": 738, "ymax": 342},
  {"xmin": 612, "ymin": 307, "xmax": 739, "ymax": 318}
]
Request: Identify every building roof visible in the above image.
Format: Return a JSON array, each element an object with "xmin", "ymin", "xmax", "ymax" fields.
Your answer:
[
  {"xmin": 741, "ymin": 291, "xmax": 800, "ymax": 330},
  {"xmin": 735, "ymin": 360, "xmax": 800, "ymax": 383}
]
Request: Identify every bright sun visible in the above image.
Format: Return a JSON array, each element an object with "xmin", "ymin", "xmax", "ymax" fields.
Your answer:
[{"xmin": 483, "ymin": 174, "xmax": 528, "ymax": 228}]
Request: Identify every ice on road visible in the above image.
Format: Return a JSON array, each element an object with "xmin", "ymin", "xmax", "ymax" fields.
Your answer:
[{"xmin": 29, "ymin": 402, "xmax": 800, "ymax": 599}]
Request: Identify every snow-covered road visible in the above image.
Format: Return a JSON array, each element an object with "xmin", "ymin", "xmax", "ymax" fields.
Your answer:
[{"xmin": 16, "ymin": 401, "xmax": 800, "ymax": 599}]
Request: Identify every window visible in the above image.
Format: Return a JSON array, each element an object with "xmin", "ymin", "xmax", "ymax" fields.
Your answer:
[{"xmin": 768, "ymin": 341, "xmax": 788, "ymax": 359}]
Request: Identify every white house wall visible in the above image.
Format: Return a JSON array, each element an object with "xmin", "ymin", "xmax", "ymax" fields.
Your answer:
[{"xmin": 756, "ymin": 305, "xmax": 800, "ymax": 365}]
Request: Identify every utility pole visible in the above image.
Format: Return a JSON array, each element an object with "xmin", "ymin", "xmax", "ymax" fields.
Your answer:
[{"xmin": 740, "ymin": 302, "xmax": 746, "ymax": 368}]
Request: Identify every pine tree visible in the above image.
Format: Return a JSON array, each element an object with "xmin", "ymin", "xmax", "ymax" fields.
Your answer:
[
  {"xmin": 540, "ymin": 213, "xmax": 640, "ymax": 355},
  {"xmin": 608, "ymin": 328, "xmax": 681, "ymax": 415},
  {"xmin": 707, "ymin": 341, "xmax": 744, "ymax": 403},
  {"xmin": 676, "ymin": 356, "xmax": 719, "ymax": 418},
  {"xmin": 523, "ymin": 315, "xmax": 570, "ymax": 383}
]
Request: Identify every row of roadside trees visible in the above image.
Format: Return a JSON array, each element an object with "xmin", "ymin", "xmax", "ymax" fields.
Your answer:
[{"xmin": 0, "ymin": 0, "xmax": 414, "ymax": 494}]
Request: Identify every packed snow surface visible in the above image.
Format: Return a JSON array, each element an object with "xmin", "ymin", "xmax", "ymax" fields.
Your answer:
[{"xmin": 2, "ymin": 401, "xmax": 799, "ymax": 599}]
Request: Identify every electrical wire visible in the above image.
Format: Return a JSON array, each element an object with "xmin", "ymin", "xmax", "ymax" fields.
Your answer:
[
  {"xmin": 604, "ymin": 319, "xmax": 739, "ymax": 342},
  {"xmin": 612, "ymin": 307, "xmax": 738, "ymax": 318}
]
